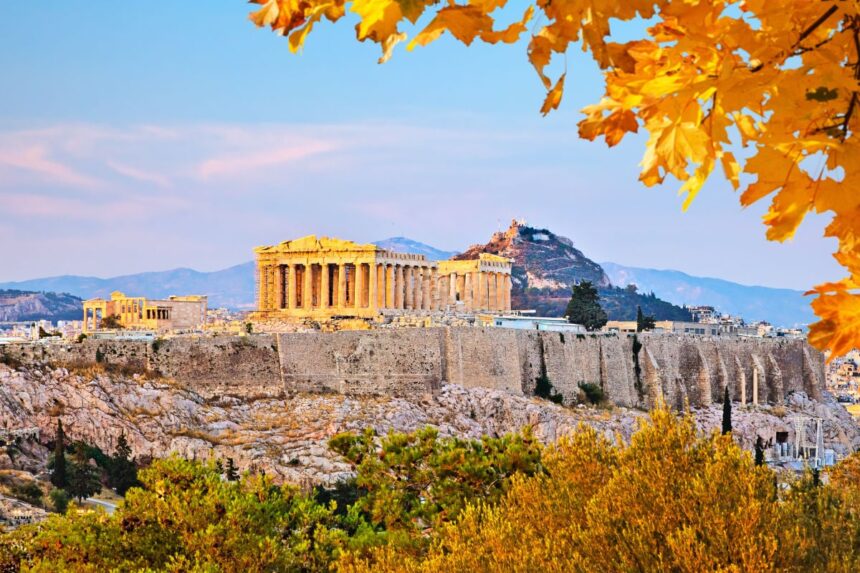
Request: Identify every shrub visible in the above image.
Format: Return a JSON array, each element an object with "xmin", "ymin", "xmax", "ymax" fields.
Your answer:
[{"xmin": 579, "ymin": 382, "xmax": 606, "ymax": 405}]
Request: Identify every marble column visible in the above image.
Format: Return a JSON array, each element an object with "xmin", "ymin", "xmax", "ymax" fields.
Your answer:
[
  {"xmin": 488, "ymin": 273, "xmax": 498, "ymax": 311},
  {"xmin": 338, "ymin": 264, "xmax": 347, "ymax": 308},
  {"xmin": 304, "ymin": 263, "xmax": 314, "ymax": 308},
  {"xmin": 740, "ymin": 370, "xmax": 747, "ymax": 405},
  {"xmin": 394, "ymin": 265, "xmax": 404, "ymax": 309},
  {"xmin": 464, "ymin": 272, "xmax": 474, "ymax": 311},
  {"xmin": 385, "ymin": 265, "xmax": 394, "ymax": 309},
  {"xmin": 422, "ymin": 267, "xmax": 432, "ymax": 310},
  {"xmin": 288, "ymin": 265, "xmax": 297, "ymax": 309},
  {"xmin": 274, "ymin": 265, "xmax": 284, "ymax": 309},
  {"xmin": 259, "ymin": 265, "xmax": 269, "ymax": 310},
  {"xmin": 368, "ymin": 263, "xmax": 377, "ymax": 311},
  {"xmin": 355, "ymin": 263, "xmax": 365, "ymax": 309},
  {"xmin": 476, "ymin": 271, "xmax": 486, "ymax": 311},
  {"xmin": 321, "ymin": 263, "xmax": 330, "ymax": 309},
  {"xmin": 404, "ymin": 266, "xmax": 414, "ymax": 310},
  {"xmin": 431, "ymin": 269, "xmax": 440, "ymax": 310}
]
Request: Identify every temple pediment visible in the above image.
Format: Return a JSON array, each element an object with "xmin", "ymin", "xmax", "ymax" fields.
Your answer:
[{"xmin": 255, "ymin": 235, "xmax": 379, "ymax": 254}]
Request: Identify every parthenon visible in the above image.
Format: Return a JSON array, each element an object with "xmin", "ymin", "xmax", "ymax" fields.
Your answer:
[{"xmin": 253, "ymin": 236, "xmax": 512, "ymax": 320}]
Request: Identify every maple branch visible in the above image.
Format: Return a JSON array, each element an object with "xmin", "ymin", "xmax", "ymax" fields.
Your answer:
[
  {"xmin": 794, "ymin": 4, "xmax": 839, "ymax": 50},
  {"xmin": 842, "ymin": 19, "xmax": 860, "ymax": 140}
]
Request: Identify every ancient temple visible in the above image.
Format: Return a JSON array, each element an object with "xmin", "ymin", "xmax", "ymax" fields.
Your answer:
[{"xmin": 253, "ymin": 235, "xmax": 512, "ymax": 320}]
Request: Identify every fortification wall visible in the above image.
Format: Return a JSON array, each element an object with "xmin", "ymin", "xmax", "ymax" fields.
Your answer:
[
  {"xmin": 0, "ymin": 329, "xmax": 825, "ymax": 408},
  {"xmin": 0, "ymin": 336, "xmax": 282, "ymax": 400}
]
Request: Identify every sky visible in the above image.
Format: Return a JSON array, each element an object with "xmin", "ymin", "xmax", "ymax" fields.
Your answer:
[{"xmin": 0, "ymin": 1, "xmax": 845, "ymax": 291}]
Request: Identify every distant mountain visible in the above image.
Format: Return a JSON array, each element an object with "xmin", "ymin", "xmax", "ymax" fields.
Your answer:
[
  {"xmin": 372, "ymin": 237, "xmax": 459, "ymax": 261},
  {"xmin": 0, "ymin": 290, "xmax": 83, "ymax": 322},
  {"xmin": 0, "ymin": 263, "xmax": 256, "ymax": 310},
  {"xmin": 456, "ymin": 220, "xmax": 691, "ymax": 321},
  {"xmin": 601, "ymin": 262, "xmax": 815, "ymax": 327}
]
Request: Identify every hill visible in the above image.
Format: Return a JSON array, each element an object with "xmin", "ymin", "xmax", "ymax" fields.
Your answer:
[
  {"xmin": 455, "ymin": 220, "xmax": 691, "ymax": 321},
  {"xmin": 0, "ymin": 263, "xmax": 256, "ymax": 310},
  {"xmin": 0, "ymin": 290, "xmax": 83, "ymax": 322},
  {"xmin": 601, "ymin": 263, "xmax": 815, "ymax": 327}
]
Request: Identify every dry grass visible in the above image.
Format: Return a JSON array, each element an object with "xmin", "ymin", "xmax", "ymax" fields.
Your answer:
[{"xmin": 771, "ymin": 405, "xmax": 787, "ymax": 418}]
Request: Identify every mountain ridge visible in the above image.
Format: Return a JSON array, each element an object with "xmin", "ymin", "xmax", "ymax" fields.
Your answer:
[{"xmin": 0, "ymin": 234, "xmax": 814, "ymax": 326}]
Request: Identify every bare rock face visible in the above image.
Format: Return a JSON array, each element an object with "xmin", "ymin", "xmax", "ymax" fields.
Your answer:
[
  {"xmin": 456, "ymin": 219, "xmax": 611, "ymax": 293},
  {"xmin": 1, "ymin": 363, "xmax": 858, "ymax": 485}
]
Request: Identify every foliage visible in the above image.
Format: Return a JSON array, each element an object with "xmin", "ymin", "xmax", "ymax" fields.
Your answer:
[
  {"xmin": 5, "ymin": 414, "xmax": 860, "ymax": 570},
  {"xmin": 49, "ymin": 488, "xmax": 69, "ymax": 514},
  {"xmin": 225, "ymin": 457, "xmax": 240, "ymax": 482},
  {"xmin": 722, "ymin": 385, "xmax": 732, "ymax": 435},
  {"xmin": 328, "ymin": 426, "xmax": 543, "ymax": 543},
  {"xmin": 632, "ymin": 334, "xmax": 644, "ymax": 399},
  {"xmin": 2, "ymin": 457, "xmax": 344, "ymax": 572},
  {"xmin": 578, "ymin": 382, "xmax": 606, "ymax": 406},
  {"xmin": 564, "ymin": 281, "xmax": 608, "ymax": 331},
  {"xmin": 341, "ymin": 409, "xmax": 787, "ymax": 572},
  {"xmin": 50, "ymin": 419, "xmax": 67, "ymax": 489},
  {"xmin": 636, "ymin": 305, "xmax": 657, "ymax": 332},
  {"xmin": 534, "ymin": 372, "xmax": 563, "ymax": 404},
  {"xmin": 10, "ymin": 481, "xmax": 43, "ymax": 507},
  {"xmin": 100, "ymin": 314, "xmax": 123, "ymax": 330},
  {"xmin": 65, "ymin": 443, "xmax": 102, "ymax": 502},
  {"xmin": 75, "ymin": 333, "xmax": 87, "ymax": 343},
  {"xmin": 107, "ymin": 433, "xmax": 139, "ymax": 495},
  {"xmin": 755, "ymin": 436, "xmax": 766, "ymax": 466},
  {"xmin": 250, "ymin": 0, "xmax": 860, "ymax": 356}
]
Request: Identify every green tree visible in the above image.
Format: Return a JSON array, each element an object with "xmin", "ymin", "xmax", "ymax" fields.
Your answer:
[
  {"xmin": 722, "ymin": 385, "xmax": 732, "ymax": 435},
  {"xmin": 329, "ymin": 426, "xmax": 543, "ymax": 540},
  {"xmin": 636, "ymin": 305, "xmax": 656, "ymax": 332},
  {"xmin": 50, "ymin": 419, "xmax": 67, "ymax": 489},
  {"xmin": 108, "ymin": 433, "xmax": 139, "ymax": 495},
  {"xmin": 754, "ymin": 437, "xmax": 765, "ymax": 466},
  {"xmin": 225, "ymin": 457, "xmax": 240, "ymax": 481},
  {"xmin": 66, "ymin": 443, "xmax": 102, "ymax": 502},
  {"xmin": 565, "ymin": 281, "xmax": 607, "ymax": 331},
  {"xmin": 49, "ymin": 489, "xmax": 69, "ymax": 514}
]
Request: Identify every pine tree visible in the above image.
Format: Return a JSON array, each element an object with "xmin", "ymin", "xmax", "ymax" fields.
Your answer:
[
  {"xmin": 108, "ymin": 433, "xmax": 139, "ymax": 495},
  {"xmin": 636, "ymin": 306, "xmax": 644, "ymax": 332},
  {"xmin": 225, "ymin": 458, "xmax": 239, "ymax": 481},
  {"xmin": 66, "ymin": 443, "xmax": 102, "ymax": 501},
  {"xmin": 754, "ymin": 437, "xmax": 765, "ymax": 466},
  {"xmin": 50, "ymin": 419, "xmax": 67, "ymax": 489},
  {"xmin": 636, "ymin": 305, "xmax": 656, "ymax": 332},
  {"xmin": 565, "ymin": 281, "xmax": 608, "ymax": 331},
  {"xmin": 722, "ymin": 386, "xmax": 732, "ymax": 435}
]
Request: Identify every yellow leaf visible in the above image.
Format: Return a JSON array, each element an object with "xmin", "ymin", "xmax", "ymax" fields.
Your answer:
[
  {"xmin": 720, "ymin": 152, "xmax": 740, "ymax": 190},
  {"xmin": 540, "ymin": 74, "xmax": 565, "ymax": 116},
  {"xmin": 808, "ymin": 288, "xmax": 860, "ymax": 358},
  {"xmin": 379, "ymin": 32, "xmax": 407, "ymax": 63}
]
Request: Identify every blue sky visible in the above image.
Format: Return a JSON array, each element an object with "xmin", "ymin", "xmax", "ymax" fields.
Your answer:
[{"xmin": 0, "ymin": 1, "xmax": 844, "ymax": 290}]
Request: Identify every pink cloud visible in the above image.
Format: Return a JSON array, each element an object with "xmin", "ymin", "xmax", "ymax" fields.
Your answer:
[
  {"xmin": 107, "ymin": 161, "xmax": 171, "ymax": 188},
  {"xmin": 0, "ymin": 145, "xmax": 102, "ymax": 189},
  {"xmin": 196, "ymin": 141, "xmax": 336, "ymax": 179}
]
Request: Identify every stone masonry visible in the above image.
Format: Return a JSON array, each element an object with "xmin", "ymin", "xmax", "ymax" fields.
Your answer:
[{"xmin": 0, "ymin": 329, "xmax": 825, "ymax": 409}]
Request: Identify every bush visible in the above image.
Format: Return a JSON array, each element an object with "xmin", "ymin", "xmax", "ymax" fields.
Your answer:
[
  {"xmin": 49, "ymin": 489, "xmax": 69, "ymax": 514},
  {"xmin": 579, "ymin": 382, "xmax": 606, "ymax": 405}
]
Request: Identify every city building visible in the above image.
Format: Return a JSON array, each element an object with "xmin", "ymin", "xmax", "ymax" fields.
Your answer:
[
  {"xmin": 253, "ymin": 235, "xmax": 513, "ymax": 321},
  {"xmin": 604, "ymin": 320, "xmax": 723, "ymax": 336},
  {"xmin": 490, "ymin": 315, "xmax": 587, "ymax": 333},
  {"xmin": 83, "ymin": 291, "xmax": 207, "ymax": 333}
]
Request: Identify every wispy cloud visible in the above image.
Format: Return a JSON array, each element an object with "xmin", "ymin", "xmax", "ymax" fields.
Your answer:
[
  {"xmin": 107, "ymin": 161, "xmax": 172, "ymax": 188},
  {"xmin": 0, "ymin": 145, "xmax": 103, "ymax": 189},
  {"xmin": 195, "ymin": 141, "xmax": 336, "ymax": 179}
]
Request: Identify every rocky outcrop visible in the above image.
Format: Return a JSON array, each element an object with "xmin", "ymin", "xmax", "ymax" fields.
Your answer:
[
  {"xmin": 0, "ymin": 331, "xmax": 826, "ymax": 410},
  {"xmin": 1, "ymin": 362, "xmax": 857, "ymax": 486},
  {"xmin": 454, "ymin": 220, "xmax": 690, "ymax": 320}
]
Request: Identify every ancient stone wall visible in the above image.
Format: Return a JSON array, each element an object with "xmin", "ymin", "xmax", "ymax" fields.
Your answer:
[{"xmin": 0, "ymin": 329, "xmax": 825, "ymax": 408}]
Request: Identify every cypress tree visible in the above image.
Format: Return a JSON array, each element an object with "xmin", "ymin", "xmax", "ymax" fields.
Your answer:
[
  {"xmin": 225, "ymin": 458, "xmax": 239, "ymax": 481},
  {"xmin": 636, "ymin": 306, "xmax": 645, "ymax": 332},
  {"xmin": 51, "ymin": 419, "xmax": 67, "ymax": 488},
  {"xmin": 754, "ymin": 437, "xmax": 765, "ymax": 466},
  {"xmin": 722, "ymin": 385, "xmax": 732, "ymax": 435},
  {"xmin": 108, "ymin": 433, "xmax": 139, "ymax": 495}
]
